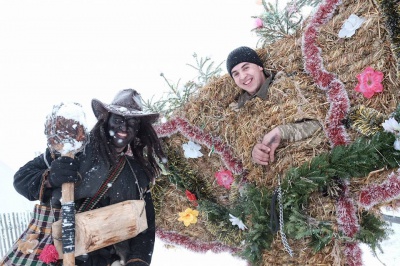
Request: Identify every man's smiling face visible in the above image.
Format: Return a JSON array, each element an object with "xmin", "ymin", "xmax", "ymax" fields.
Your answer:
[{"xmin": 231, "ymin": 62, "xmax": 266, "ymax": 95}]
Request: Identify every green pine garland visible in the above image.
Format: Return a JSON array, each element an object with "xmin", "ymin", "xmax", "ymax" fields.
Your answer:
[{"xmin": 281, "ymin": 130, "xmax": 399, "ymax": 253}]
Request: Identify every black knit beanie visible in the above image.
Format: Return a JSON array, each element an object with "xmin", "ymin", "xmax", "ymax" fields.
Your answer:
[{"xmin": 226, "ymin": 46, "xmax": 264, "ymax": 77}]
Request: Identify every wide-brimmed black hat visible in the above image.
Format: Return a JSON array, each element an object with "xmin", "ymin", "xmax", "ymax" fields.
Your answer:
[{"xmin": 92, "ymin": 89, "xmax": 159, "ymax": 123}]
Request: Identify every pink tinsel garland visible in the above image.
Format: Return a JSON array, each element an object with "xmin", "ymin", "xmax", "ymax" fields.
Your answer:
[
  {"xmin": 302, "ymin": 0, "xmax": 362, "ymax": 263},
  {"xmin": 155, "ymin": 117, "xmax": 244, "ymax": 175},
  {"xmin": 336, "ymin": 185, "xmax": 359, "ymax": 238},
  {"xmin": 302, "ymin": 0, "xmax": 350, "ymax": 147},
  {"xmin": 359, "ymin": 170, "xmax": 400, "ymax": 209},
  {"xmin": 156, "ymin": 228, "xmax": 240, "ymax": 254},
  {"xmin": 343, "ymin": 242, "xmax": 363, "ymax": 266}
]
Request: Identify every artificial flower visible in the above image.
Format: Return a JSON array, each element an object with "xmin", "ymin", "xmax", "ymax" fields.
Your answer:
[
  {"xmin": 178, "ymin": 208, "xmax": 199, "ymax": 227},
  {"xmin": 354, "ymin": 67, "xmax": 383, "ymax": 98},
  {"xmin": 229, "ymin": 214, "xmax": 248, "ymax": 230},
  {"xmin": 185, "ymin": 190, "xmax": 198, "ymax": 207},
  {"xmin": 182, "ymin": 141, "xmax": 203, "ymax": 158},
  {"xmin": 394, "ymin": 139, "xmax": 400, "ymax": 151},
  {"xmin": 254, "ymin": 18, "xmax": 263, "ymax": 29},
  {"xmin": 215, "ymin": 170, "xmax": 234, "ymax": 189},
  {"xmin": 382, "ymin": 117, "xmax": 400, "ymax": 134},
  {"xmin": 338, "ymin": 14, "xmax": 365, "ymax": 38}
]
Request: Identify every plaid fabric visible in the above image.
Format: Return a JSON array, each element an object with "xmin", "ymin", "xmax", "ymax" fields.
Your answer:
[{"xmin": 1, "ymin": 204, "xmax": 61, "ymax": 266}]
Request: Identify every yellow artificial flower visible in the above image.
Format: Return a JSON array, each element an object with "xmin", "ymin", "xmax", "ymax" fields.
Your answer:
[{"xmin": 178, "ymin": 208, "xmax": 199, "ymax": 227}]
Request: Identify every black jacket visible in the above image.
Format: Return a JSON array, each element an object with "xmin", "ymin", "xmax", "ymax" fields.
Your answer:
[{"xmin": 13, "ymin": 143, "xmax": 155, "ymax": 266}]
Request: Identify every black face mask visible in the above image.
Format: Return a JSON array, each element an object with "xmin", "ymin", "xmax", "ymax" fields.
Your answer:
[{"xmin": 106, "ymin": 113, "xmax": 140, "ymax": 150}]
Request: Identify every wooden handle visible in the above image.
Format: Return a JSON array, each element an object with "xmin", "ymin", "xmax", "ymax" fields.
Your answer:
[
  {"xmin": 62, "ymin": 182, "xmax": 75, "ymax": 203},
  {"xmin": 61, "ymin": 153, "xmax": 76, "ymax": 265}
]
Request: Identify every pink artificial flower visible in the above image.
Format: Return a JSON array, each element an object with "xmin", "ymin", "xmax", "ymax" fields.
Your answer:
[
  {"xmin": 254, "ymin": 18, "xmax": 263, "ymax": 29},
  {"xmin": 354, "ymin": 67, "xmax": 383, "ymax": 98},
  {"xmin": 215, "ymin": 170, "xmax": 234, "ymax": 189}
]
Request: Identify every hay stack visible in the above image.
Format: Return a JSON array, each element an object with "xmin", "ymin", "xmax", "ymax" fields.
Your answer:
[{"xmin": 153, "ymin": 0, "xmax": 400, "ymax": 265}]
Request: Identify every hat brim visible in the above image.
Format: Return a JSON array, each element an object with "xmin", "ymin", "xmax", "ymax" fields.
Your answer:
[{"xmin": 92, "ymin": 99, "xmax": 159, "ymax": 123}]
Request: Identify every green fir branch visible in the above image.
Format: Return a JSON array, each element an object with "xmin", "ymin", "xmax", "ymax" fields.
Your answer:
[
  {"xmin": 142, "ymin": 53, "xmax": 223, "ymax": 118},
  {"xmin": 281, "ymin": 129, "xmax": 400, "ymax": 253},
  {"xmin": 253, "ymin": 0, "xmax": 322, "ymax": 47}
]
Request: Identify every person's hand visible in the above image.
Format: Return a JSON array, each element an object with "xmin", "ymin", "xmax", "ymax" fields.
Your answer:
[
  {"xmin": 252, "ymin": 127, "xmax": 282, "ymax": 165},
  {"xmin": 261, "ymin": 127, "xmax": 281, "ymax": 163},
  {"xmin": 252, "ymin": 143, "xmax": 271, "ymax": 165},
  {"xmin": 48, "ymin": 156, "xmax": 80, "ymax": 187}
]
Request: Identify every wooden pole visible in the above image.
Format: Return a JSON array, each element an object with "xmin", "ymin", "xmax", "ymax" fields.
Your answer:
[
  {"xmin": 45, "ymin": 102, "xmax": 88, "ymax": 266},
  {"xmin": 61, "ymin": 153, "xmax": 75, "ymax": 266}
]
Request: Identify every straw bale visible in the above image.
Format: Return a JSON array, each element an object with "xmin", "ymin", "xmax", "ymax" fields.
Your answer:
[{"xmin": 154, "ymin": 0, "xmax": 400, "ymax": 264}]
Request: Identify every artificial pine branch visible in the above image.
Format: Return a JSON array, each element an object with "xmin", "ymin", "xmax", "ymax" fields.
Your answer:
[
  {"xmin": 356, "ymin": 211, "xmax": 391, "ymax": 252},
  {"xmin": 142, "ymin": 53, "xmax": 223, "ymax": 118},
  {"xmin": 281, "ymin": 128, "xmax": 400, "ymax": 253},
  {"xmin": 164, "ymin": 147, "xmax": 215, "ymax": 202},
  {"xmin": 237, "ymin": 184, "xmax": 275, "ymax": 265},
  {"xmin": 252, "ymin": 0, "xmax": 322, "ymax": 47}
]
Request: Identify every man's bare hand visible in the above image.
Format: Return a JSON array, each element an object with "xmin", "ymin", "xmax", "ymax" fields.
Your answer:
[
  {"xmin": 252, "ymin": 127, "xmax": 282, "ymax": 165},
  {"xmin": 252, "ymin": 143, "xmax": 271, "ymax": 165}
]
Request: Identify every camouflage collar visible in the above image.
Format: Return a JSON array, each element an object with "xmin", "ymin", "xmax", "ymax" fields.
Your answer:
[{"xmin": 237, "ymin": 72, "xmax": 274, "ymax": 108}]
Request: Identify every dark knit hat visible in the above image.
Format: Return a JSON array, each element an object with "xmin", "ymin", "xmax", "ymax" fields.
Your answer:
[{"xmin": 226, "ymin": 46, "xmax": 264, "ymax": 77}]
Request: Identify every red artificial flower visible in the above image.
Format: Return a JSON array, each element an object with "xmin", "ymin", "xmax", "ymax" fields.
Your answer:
[
  {"xmin": 185, "ymin": 190, "xmax": 198, "ymax": 206},
  {"xmin": 354, "ymin": 67, "xmax": 383, "ymax": 98},
  {"xmin": 215, "ymin": 170, "xmax": 234, "ymax": 189}
]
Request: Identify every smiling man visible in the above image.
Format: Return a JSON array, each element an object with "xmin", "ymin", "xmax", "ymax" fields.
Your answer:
[
  {"xmin": 227, "ymin": 46, "xmax": 275, "ymax": 109},
  {"xmin": 226, "ymin": 46, "xmax": 321, "ymax": 166}
]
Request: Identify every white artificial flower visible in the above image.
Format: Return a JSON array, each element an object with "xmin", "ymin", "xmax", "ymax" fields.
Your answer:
[
  {"xmin": 394, "ymin": 138, "xmax": 400, "ymax": 151},
  {"xmin": 229, "ymin": 214, "xmax": 248, "ymax": 230},
  {"xmin": 382, "ymin": 117, "xmax": 400, "ymax": 134},
  {"xmin": 182, "ymin": 141, "xmax": 203, "ymax": 158},
  {"xmin": 338, "ymin": 14, "xmax": 365, "ymax": 38}
]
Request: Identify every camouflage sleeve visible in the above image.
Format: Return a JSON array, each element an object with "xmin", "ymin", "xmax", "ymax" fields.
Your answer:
[{"xmin": 277, "ymin": 120, "xmax": 321, "ymax": 142}]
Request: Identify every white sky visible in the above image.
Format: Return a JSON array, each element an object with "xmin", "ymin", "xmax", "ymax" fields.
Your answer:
[{"xmin": 0, "ymin": 0, "xmax": 263, "ymax": 171}]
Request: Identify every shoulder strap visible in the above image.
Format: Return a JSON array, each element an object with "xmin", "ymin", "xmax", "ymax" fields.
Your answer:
[{"xmin": 78, "ymin": 156, "xmax": 126, "ymax": 213}]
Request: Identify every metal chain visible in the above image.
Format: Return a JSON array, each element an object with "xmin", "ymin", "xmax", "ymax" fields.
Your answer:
[{"xmin": 277, "ymin": 177, "xmax": 293, "ymax": 257}]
